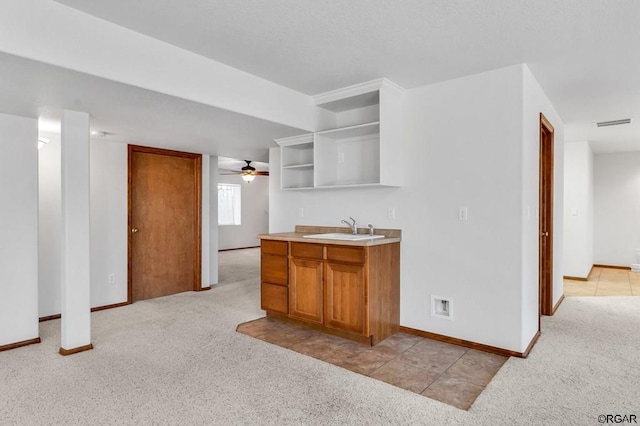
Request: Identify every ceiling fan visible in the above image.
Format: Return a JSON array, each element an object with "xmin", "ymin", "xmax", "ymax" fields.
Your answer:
[{"xmin": 221, "ymin": 160, "xmax": 269, "ymax": 183}]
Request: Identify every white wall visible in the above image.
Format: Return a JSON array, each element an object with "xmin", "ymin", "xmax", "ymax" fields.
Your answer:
[
  {"xmin": 563, "ymin": 141, "xmax": 593, "ymax": 277},
  {"xmin": 594, "ymin": 152, "xmax": 640, "ymax": 266},
  {"xmin": 208, "ymin": 156, "xmax": 219, "ymax": 285},
  {"xmin": 521, "ymin": 66, "xmax": 564, "ymax": 349},
  {"xmin": 270, "ymin": 64, "xmax": 562, "ymax": 353},
  {"xmin": 89, "ymin": 140, "xmax": 128, "ymax": 307},
  {"xmin": 0, "ymin": 113, "xmax": 39, "ymax": 346},
  {"xmin": 218, "ymin": 174, "xmax": 268, "ymax": 250},
  {"xmin": 38, "ymin": 132, "xmax": 61, "ymax": 317},
  {"xmin": 38, "ymin": 140, "xmax": 218, "ymax": 315}
]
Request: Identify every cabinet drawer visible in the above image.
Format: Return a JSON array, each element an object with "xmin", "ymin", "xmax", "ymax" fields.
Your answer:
[
  {"xmin": 291, "ymin": 242, "xmax": 324, "ymax": 259},
  {"xmin": 326, "ymin": 245, "xmax": 365, "ymax": 264},
  {"xmin": 261, "ymin": 282, "xmax": 288, "ymax": 314},
  {"xmin": 261, "ymin": 240, "xmax": 288, "ymax": 256},
  {"xmin": 261, "ymin": 254, "xmax": 288, "ymax": 285}
]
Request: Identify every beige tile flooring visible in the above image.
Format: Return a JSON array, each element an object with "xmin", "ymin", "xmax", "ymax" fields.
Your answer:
[
  {"xmin": 237, "ymin": 318, "xmax": 507, "ymax": 410},
  {"xmin": 564, "ymin": 266, "xmax": 640, "ymax": 296}
]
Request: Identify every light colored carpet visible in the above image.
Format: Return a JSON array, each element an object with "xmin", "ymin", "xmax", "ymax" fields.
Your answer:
[{"xmin": 1, "ymin": 249, "xmax": 639, "ymax": 425}]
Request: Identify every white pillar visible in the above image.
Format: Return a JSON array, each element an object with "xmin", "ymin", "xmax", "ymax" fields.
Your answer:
[
  {"xmin": 60, "ymin": 110, "xmax": 92, "ymax": 355},
  {"xmin": 201, "ymin": 155, "xmax": 211, "ymax": 288},
  {"xmin": 209, "ymin": 156, "xmax": 219, "ymax": 285}
]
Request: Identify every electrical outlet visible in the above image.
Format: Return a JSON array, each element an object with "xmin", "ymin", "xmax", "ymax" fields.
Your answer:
[
  {"xmin": 298, "ymin": 207, "xmax": 304, "ymax": 218},
  {"xmin": 108, "ymin": 273, "xmax": 116, "ymax": 285}
]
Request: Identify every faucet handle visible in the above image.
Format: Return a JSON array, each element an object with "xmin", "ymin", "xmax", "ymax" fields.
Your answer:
[{"xmin": 367, "ymin": 224, "xmax": 374, "ymax": 236}]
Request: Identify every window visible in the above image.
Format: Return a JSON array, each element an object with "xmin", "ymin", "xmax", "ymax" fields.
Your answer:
[{"xmin": 218, "ymin": 183, "xmax": 241, "ymax": 225}]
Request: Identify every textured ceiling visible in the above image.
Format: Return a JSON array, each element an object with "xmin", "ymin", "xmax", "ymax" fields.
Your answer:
[{"xmin": 45, "ymin": 0, "xmax": 640, "ymax": 152}]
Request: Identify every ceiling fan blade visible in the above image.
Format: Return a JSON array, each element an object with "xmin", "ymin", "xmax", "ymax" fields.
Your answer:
[{"xmin": 255, "ymin": 171, "xmax": 269, "ymax": 176}]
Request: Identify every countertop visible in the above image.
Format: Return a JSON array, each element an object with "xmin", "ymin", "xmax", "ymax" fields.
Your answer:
[{"xmin": 258, "ymin": 225, "xmax": 401, "ymax": 247}]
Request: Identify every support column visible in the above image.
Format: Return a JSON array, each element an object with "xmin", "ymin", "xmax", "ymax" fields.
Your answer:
[
  {"xmin": 201, "ymin": 154, "xmax": 211, "ymax": 289},
  {"xmin": 60, "ymin": 110, "xmax": 92, "ymax": 355},
  {"xmin": 209, "ymin": 156, "xmax": 219, "ymax": 285}
]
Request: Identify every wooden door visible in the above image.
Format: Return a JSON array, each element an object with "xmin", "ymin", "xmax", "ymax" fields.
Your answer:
[
  {"xmin": 128, "ymin": 145, "xmax": 201, "ymax": 302},
  {"xmin": 539, "ymin": 114, "xmax": 554, "ymax": 318},
  {"xmin": 289, "ymin": 257, "xmax": 323, "ymax": 323},
  {"xmin": 324, "ymin": 262, "xmax": 366, "ymax": 335}
]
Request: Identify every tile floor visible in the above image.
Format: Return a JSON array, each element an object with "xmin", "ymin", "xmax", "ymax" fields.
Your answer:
[
  {"xmin": 564, "ymin": 266, "xmax": 640, "ymax": 296},
  {"xmin": 237, "ymin": 318, "xmax": 507, "ymax": 410}
]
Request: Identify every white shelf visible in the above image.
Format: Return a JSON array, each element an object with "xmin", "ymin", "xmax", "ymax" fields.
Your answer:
[
  {"xmin": 314, "ymin": 183, "xmax": 384, "ymax": 190},
  {"xmin": 282, "ymin": 163, "xmax": 314, "ymax": 170},
  {"xmin": 276, "ymin": 78, "xmax": 405, "ymax": 190},
  {"xmin": 282, "ymin": 186, "xmax": 315, "ymax": 191},
  {"xmin": 316, "ymin": 121, "xmax": 379, "ymax": 140}
]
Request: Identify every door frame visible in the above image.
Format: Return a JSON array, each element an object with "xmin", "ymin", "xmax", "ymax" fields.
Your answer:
[
  {"xmin": 538, "ymin": 113, "xmax": 554, "ymax": 322},
  {"xmin": 127, "ymin": 144, "xmax": 202, "ymax": 303}
]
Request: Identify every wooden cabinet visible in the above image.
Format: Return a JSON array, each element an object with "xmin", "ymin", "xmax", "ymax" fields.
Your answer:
[
  {"xmin": 324, "ymin": 261, "xmax": 366, "ymax": 335},
  {"xmin": 260, "ymin": 240, "xmax": 288, "ymax": 314},
  {"xmin": 275, "ymin": 78, "xmax": 405, "ymax": 190},
  {"xmin": 261, "ymin": 238, "xmax": 400, "ymax": 345},
  {"xmin": 289, "ymin": 257, "xmax": 323, "ymax": 323}
]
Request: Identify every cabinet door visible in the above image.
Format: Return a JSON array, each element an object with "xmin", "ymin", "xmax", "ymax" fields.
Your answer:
[
  {"xmin": 261, "ymin": 254, "xmax": 288, "ymax": 286},
  {"xmin": 261, "ymin": 282, "xmax": 288, "ymax": 314},
  {"xmin": 289, "ymin": 258, "xmax": 323, "ymax": 323},
  {"xmin": 324, "ymin": 262, "xmax": 366, "ymax": 335}
]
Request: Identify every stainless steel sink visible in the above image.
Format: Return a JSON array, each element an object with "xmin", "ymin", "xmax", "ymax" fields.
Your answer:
[{"xmin": 302, "ymin": 233, "xmax": 385, "ymax": 241}]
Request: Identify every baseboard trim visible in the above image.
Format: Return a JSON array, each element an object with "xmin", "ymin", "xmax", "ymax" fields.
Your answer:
[
  {"xmin": 398, "ymin": 326, "xmax": 527, "ymax": 358},
  {"xmin": 195, "ymin": 286, "xmax": 211, "ymax": 291},
  {"xmin": 219, "ymin": 246, "xmax": 260, "ymax": 252},
  {"xmin": 593, "ymin": 264, "xmax": 631, "ymax": 270},
  {"xmin": 39, "ymin": 314, "xmax": 61, "ymax": 322},
  {"xmin": 59, "ymin": 343, "xmax": 94, "ymax": 356},
  {"xmin": 91, "ymin": 301, "xmax": 130, "ymax": 312},
  {"xmin": 563, "ymin": 275, "xmax": 588, "ymax": 281},
  {"xmin": 552, "ymin": 295, "xmax": 565, "ymax": 315},
  {"xmin": 39, "ymin": 301, "xmax": 131, "ymax": 322},
  {"xmin": 522, "ymin": 331, "xmax": 541, "ymax": 358},
  {"xmin": 0, "ymin": 337, "xmax": 41, "ymax": 352}
]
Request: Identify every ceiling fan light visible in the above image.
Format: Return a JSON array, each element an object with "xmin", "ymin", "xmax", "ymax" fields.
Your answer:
[{"xmin": 242, "ymin": 173, "xmax": 256, "ymax": 183}]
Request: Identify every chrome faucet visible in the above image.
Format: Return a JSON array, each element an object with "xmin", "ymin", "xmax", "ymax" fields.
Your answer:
[{"xmin": 341, "ymin": 217, "xmax": 358, "ymax": 235}]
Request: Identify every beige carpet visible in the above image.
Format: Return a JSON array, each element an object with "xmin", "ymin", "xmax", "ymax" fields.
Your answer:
[{"xmin": 1, "ymin": 249, "xmax": 639, "ymax": 425}]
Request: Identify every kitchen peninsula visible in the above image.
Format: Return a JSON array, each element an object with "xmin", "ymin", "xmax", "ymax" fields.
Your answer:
[{"xmin": 258, "ymin": 225, "xmax": 401, "ymax": 345}]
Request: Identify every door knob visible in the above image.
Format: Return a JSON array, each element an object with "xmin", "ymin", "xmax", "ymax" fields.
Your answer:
[{"xmin": 131, "ymin": 228, "xmax": 139, "ymax": 233}]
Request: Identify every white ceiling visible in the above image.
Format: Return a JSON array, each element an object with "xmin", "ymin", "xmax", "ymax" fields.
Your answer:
[
  {"xmin": 16, "ymin": 1, "xmax": 640, "ymax": 153},
  {"xmin": 0, "ymin": 52, "xmax": 304, "ymax": 162},
  {"xmin": 218, "ymin": 157, "xmax": 268, "ymax": 173}
]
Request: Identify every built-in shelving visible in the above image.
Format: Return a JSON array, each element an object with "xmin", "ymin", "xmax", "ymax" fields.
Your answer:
[
  {"xmin": 275, "ymin": 78, "xmax": 404, "ymax": 190},
  {"xmin": 282, "ymin": 163, "xmax": 314, "ymax": 170}
]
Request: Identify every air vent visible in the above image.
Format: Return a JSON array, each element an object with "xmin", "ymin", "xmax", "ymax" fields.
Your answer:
[{"xmin": 596, "ymin": 119, "xmax": 631, "ymax": 127}]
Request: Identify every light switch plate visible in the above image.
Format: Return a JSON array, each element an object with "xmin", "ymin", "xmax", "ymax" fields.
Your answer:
[{"xmin": 458, "ymin": 207, "xmax": 468, "ymax": 221}]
